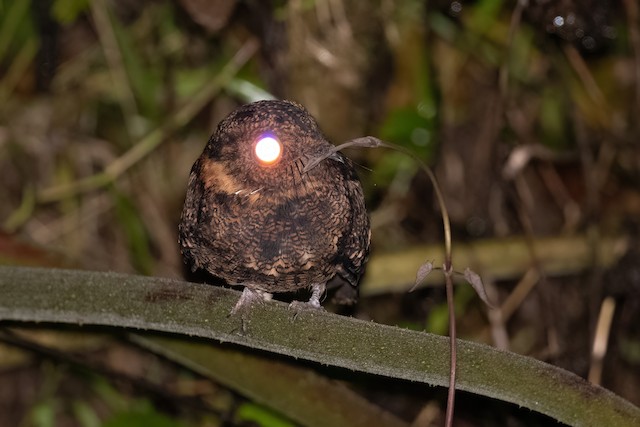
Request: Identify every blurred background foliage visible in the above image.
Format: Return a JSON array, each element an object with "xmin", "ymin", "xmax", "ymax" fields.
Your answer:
[{"xmin": 1, "ymin": 0, "xmax": 640, "ymax": 426}]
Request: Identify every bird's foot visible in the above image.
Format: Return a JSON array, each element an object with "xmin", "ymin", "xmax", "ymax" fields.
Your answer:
[
  {"xmin": 229, "ymin": 288, "xmax": 272, "ymax": 333},
  {"xmin": 288, "ymin": 283, "xmax": 326, "ymax": 315},
  {"xmin": 230, "ymin": 287, "xmax": 272, "ymax": 315},
  {"xmin": 288, "ymin": 300, "xmax": 326, "ymax": 311}
]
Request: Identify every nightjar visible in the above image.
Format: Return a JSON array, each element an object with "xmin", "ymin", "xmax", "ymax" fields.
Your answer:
[{"xmin": 178, "ymin": 100, "xmax": 370, "ymax": 312}]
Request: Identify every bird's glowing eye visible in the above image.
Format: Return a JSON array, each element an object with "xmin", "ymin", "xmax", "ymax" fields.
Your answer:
[{"xmin": 254, "ymin": 136, "xmax": 282, "ymax": 165}]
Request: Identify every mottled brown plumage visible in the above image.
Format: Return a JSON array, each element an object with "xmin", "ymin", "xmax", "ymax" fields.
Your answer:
[{"xmin": 178, "ymin": 100, "xmax": 370, "ymax": 311}]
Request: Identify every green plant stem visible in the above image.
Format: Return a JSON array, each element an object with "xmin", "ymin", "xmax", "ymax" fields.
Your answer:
[
  {"xmin": 0, "ymin": 327, "xmax": 407, "ymax": 427},
  {"xmin": 36, "ymin": 38, "xmax": 259, "ymax": 203},
  {"xmin": 444, "ymin": 268, "xmax": 456, "ymax": 427},
  {"xmin": 0, "ymin": 0, "xmax": 30, "ymax": 63},
  {"xmin": 0, "ymin": 38, "xmax": 37, "ymax": 105},
  {"xmin": 411, "ymin": 141, "xmax": 455, "ymax": 427},
  {"xmin": 90, "ymin": 0, "xmax": 139, "ymax": 134},
  {"xmin": 0, "ymin": 266, "xmax": 639, "ymax": 426},
  {"xmin": 131, "ymin": 335, "xmax": 409, "ymax": 427},
  {"xmin": 362, "ymin": 234, "xmax": 628, "ymax": 295}
]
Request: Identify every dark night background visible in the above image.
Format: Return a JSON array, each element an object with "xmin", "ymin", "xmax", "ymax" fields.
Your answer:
[{"xmin": 1, "ymin": 0, "xmax": 639, "ymax": 426}]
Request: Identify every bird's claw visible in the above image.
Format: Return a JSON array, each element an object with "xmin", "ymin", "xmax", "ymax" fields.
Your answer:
[{"xmin": 228, "ymin": 288, "xmax": 272, "ymax": 332}]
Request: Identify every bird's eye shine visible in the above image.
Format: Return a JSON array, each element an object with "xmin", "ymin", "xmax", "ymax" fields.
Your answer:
[{"xmin": 254, "ymin": 135, "xmax": 282, "ymax": 166}]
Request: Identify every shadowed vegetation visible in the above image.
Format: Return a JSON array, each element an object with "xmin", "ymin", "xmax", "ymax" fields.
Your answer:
[{"xmin": 1, "ymin": 0, "xmax": 640, "ymax": 426}]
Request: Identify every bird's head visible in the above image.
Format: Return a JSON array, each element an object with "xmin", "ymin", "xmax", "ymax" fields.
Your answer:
[{"xmin": 201, "ymin": 100, "xmax": 333, "ymax": 196}]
